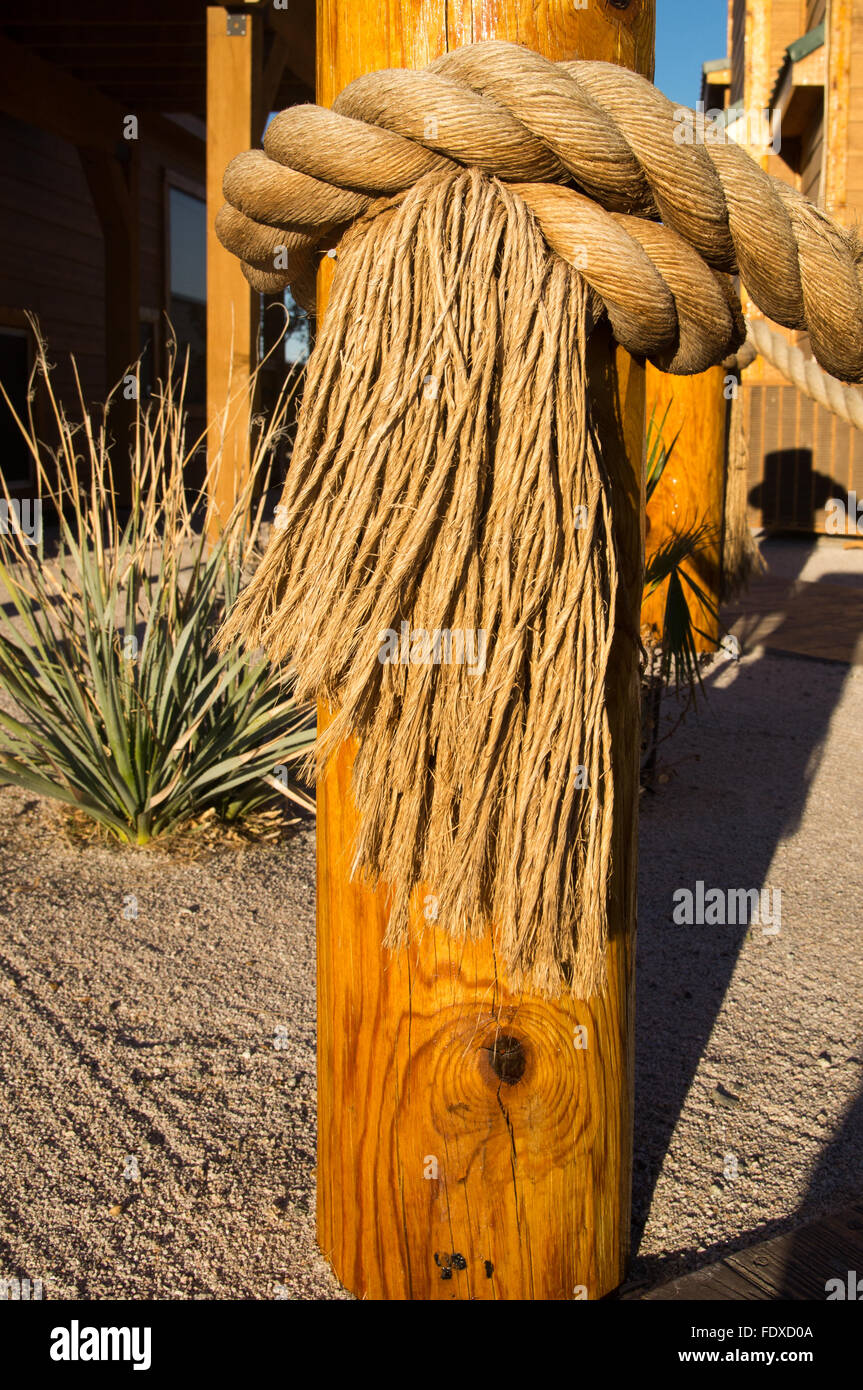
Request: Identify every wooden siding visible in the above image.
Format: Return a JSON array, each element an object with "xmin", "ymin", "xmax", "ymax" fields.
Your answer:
[
  {"xmin": 744, "ymin": 382, "xmax": 863, "ymax": 531},
  {"xmin": 0, "ymin": 110, "xmax": 202, "ymax": 425},
  {"xmin": 770, "ymin": 1, "xmax": 807, "ymax": 89},
  {"xmin": 0, "ymin": 111, "xmax": 105, "ymax": 409},
  {"xmin": 734, "ymin": 1, "xmax": 863, "ymax": 536},
  {"xmin": 842, "ymin": 3, "xmax": 863, "ymax": 217}
]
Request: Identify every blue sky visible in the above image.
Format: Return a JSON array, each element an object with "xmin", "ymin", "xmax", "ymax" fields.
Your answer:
[{"xmin": 655, "ymin": 0, "xmax": 728, "ymax": 109}]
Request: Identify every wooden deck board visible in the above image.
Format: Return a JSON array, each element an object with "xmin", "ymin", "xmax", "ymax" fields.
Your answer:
[{"xmin": 632, "ymin": 1201, "xmax": 863, "ymax": 1300}]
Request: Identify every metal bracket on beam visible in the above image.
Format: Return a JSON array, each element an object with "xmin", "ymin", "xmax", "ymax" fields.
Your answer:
[{"xmin": 226, "ymin": 14, "xmax": 248, "ymax": 36}]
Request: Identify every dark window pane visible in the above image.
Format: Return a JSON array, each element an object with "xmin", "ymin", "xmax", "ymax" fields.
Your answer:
[
  {"xmin": 169, "ymin": 187, "xmax": 206, "ymax": 304},
  {"xmin": 168, "ymin": 297, "xmax": 206, "ymax": 408},
  {"xmin": 168, "ymin": 186, "xmax": 206, "ymax": 407}
]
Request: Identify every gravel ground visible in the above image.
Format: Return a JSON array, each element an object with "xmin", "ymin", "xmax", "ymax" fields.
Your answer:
[
  {"xmin": 0, "ymin": 556, "xmax": 861, "ymax": 1300},
  {"xmin": 0, "ymin": 807, "xmax": 345, "ymax": 1301},
  {"xmin": 632, "ymin": 644, "xmax": 863, "ymax": 1287}
]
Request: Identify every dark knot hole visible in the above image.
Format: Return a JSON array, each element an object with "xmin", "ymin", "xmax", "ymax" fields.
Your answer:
[{"xmin": 487, "ymin": 1033, "xmax": 527, "ymax": 1085}]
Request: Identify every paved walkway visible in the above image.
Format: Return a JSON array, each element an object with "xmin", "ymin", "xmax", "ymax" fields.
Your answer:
[
  {"xmin": 632, "ymin": 536, "xmax": 863, "ymax": 1292},
  {"xmin": 723, "ymin": 535, "xmax": 863, "ymax": 665}
]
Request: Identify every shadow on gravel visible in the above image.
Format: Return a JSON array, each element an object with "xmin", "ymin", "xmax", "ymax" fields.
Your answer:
[{"xmin": 631, "ymin": 529, "xmax": 862, "ymax": 1279}]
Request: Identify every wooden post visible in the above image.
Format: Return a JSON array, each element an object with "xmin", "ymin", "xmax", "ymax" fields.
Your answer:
[
  {"xmin": 316, "ymin": 0, "xmax": 654, "ymax": 1300},
  {"xmin": 641, "ymin": 364, "xmax": 727, "ymax": 650},
  {"xmin": 825, "ymin": 0, "xmax": 853, "ymax": 224},
  {"xmin": 206, "ymin": 5, "xmax": 263, "ymax": 528}
]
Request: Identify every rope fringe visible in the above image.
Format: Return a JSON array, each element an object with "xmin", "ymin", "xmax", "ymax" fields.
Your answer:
[
  {"xmin": 217, "ymin": 43, "xmax": 863, "ymax": 993},
  {"xmin": 221, "ymin": 171, "xmax": 619, "ymax": 997}
]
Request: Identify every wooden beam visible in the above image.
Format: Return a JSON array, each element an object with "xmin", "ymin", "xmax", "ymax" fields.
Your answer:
[
  {"xmin": 2, "ymin": 1, "xmax": 206, "ymax": 24},
  {"xmin": 825, "ymin": 0, "xmax": 852, "ymax": 223},
  {"xmin": 0, "ymin": 31, "xmax": 204, "ymax": 163},
  {"xmin": 0, "ymin": 31, "xmax": 126, "ymax": 152},
  {"xmin": 316, "ymin": 0, "xmax": 653, "ymax": 1302},
  {"xmin": 206, "ymin": 4, "xmax": 263, "ymax": 530}
]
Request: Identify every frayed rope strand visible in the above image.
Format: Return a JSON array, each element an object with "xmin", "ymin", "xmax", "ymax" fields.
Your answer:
[{"xmin": 219, "ymin": 168, "xmax": 620, "ymax": 998}]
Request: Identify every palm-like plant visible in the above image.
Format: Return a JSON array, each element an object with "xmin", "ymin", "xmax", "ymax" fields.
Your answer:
[
  {"xmin": 0, "ymin": 326, "xmax": 315, "ymax": 844},
  {"xmin": 641, "ymin": 401, "xmax": 723, "ymax": 783}
]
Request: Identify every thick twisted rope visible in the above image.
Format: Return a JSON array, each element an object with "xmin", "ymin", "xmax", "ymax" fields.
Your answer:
[
  {"xmin": 720, "ymin": 317, "xmax": 863, "ymax": 600},
  {"xmin": 730, "ymin": 317, "xmax": 863, "ymax": 431},
  {"xmin": 216, "ymin": 40, "xmax": 863, "ymax": 382},
  {"xmin": 217, "ymin": 46, "xmax": 863, "ymax": 997}
]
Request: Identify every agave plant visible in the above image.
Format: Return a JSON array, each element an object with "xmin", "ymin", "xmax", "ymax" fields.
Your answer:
[{"xmin": 0, "ymin": 325, "xmax": 315, "ymax": 845}]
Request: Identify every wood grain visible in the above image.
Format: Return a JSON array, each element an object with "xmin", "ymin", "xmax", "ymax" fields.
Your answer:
[
  {"xmin": 826, "ymin": 0, "xmax": 852, "ymax": 221},
  {"xmin": 206, "ymin": 5, "xmax": 262, "ymax": 529},
  {"xmin": 642, "ymin": 364, "xmax": 727, "ymax": 651},
  {"xmin": 316, "ymin": 0, "xmax": 654, "ymax": 1300}
]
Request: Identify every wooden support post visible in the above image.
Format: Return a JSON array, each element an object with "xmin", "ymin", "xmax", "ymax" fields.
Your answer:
[
  {"xmin": 825, "ymin": 0, "xmax": 853, "ymax": 225},
  {"xmin": 206, "ymin": 5, "xmax": 263, "ymax": 529},
  {"xmin": 641, "ymin": 364, "xmax": 728, "ymax": 651},
  {"xmin": 315, "ymin": 0, "xmax": 654, "ymax": 1300}
]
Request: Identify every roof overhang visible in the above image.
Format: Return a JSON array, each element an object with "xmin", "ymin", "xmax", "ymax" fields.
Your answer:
[{"xmin": 771, "ymin": 23, "xmax": 826, "ymax": 138}]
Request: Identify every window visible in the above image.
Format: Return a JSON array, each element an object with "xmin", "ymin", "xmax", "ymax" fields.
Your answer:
[
  {"xmin": 167, "ymin": 184, "xmax": 206, "ymax": 406},
  {"xmin": 283, "ymin": 288, "xmax": 311, "ymax": 367}
]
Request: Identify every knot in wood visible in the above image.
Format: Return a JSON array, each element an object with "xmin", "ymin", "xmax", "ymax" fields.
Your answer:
[{"xmin": 487, "ymin": 1033, "xmax": 528, "ymax": 1085}]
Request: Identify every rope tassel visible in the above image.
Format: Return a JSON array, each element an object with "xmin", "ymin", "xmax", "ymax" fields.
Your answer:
[
  {"xmin": 217, "ymin": 38, "xmax": 863, "ymax": 996},
  {"xmin": 221, "ymin": 170, "xmax": 620, "ymax": 997}
]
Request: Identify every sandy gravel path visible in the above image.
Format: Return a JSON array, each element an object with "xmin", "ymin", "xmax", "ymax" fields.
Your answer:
[
  {"xmin": 0, "ymin": 808, "xmax": 344, "ymax": 1300},
  {"xmin": 0, "ymin": 636, "xmax": 860, "ymax": 1299}
]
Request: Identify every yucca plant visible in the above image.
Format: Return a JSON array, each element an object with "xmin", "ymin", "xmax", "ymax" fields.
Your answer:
[{"xmin": 0, "ymin": 324, "xmax": 315, "ymax": 845}]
